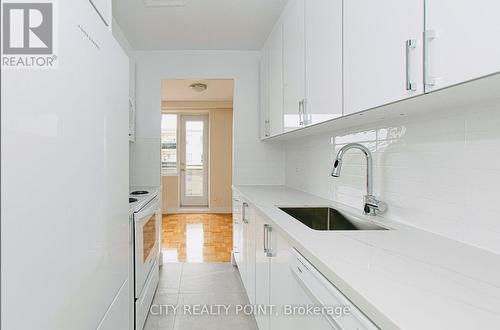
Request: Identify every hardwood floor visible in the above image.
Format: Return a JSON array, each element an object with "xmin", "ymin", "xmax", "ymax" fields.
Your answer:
[{"xmin": 161, "ymin": 213, "xmax": 233, "ymax": 263}]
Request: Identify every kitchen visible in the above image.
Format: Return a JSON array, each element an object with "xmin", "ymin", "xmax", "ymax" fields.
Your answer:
[{"xmin": 2, "ymin": 0, "xmax": 500, "ymax": 330}]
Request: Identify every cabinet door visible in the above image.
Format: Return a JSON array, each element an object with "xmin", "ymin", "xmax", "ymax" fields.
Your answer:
[
  {"xmin": 236, "ymin": 199, "xmax": 247, "ymax": 287},
  {"xmin": 305, "ymin": 0, "xmax": 343, "ymax": 125},
  {"xmin": 243, "ymin": 202, "xmax": 256, "ymax": 305},
  {"xmin": 343, "ymin": 0, "xmax": 424, "ymax": 115},
  {"xmin": 425, "ymin": 0, "xmax": 500, "ymax": 92},
  {"xmin": 268, "ymin": 24, "xmax": 285, "ymax": 137},
  {"xmin": 238, "ymin": 203, "xmax": 247, "ymax": 288},
  {"xmin": 283, "ymin": 0, "xmax": 306, "ymax": 132},
  {"xmin": 269, "ymin": 227, "xmax": 293, "ymax": 330},
  {"xmin": 254, "ymin": 212, "xmax": 270, "ymax": 330},
  {"xmin": 232, "ymin": 196, "xmax": 241, "ymax": 264},
  {"xmin": 260, "ymin": 47, "xmax": 270, "ymax": 139}
]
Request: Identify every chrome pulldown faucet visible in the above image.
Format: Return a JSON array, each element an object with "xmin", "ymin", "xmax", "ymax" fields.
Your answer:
[{"xmin": 331, "ymin": 143, "xmax": 386, "ymax": 216}]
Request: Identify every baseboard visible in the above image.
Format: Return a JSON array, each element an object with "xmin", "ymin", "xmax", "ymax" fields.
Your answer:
[
  {"xmin": 164, "ymin": 206, "xmax": 231, "ymax": 214},
  {"xmin": 209, "ymin": 206, "xmax": 232, "ymax": 213}
]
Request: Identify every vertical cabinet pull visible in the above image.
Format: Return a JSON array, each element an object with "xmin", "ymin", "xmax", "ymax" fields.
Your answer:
[
  {"xmin": 298, "ymin": 99, "xmax": 310, "ymax": 126},
  {"xmin": 263, "ymin": 224, "xmax": 275, "ymax": 257},
  {"xmin": 303, "ymin": 98, "xmax": 310, "ymax": 125},
  {"xmin": 263, "ymin": 224, "xmax": 269, "ymax": 253},
  {"xmin": 265, "ymin": 225, "xmax": 274, "ymax": 257},
  {"xmin": 242, "ymin": 202, "xmax": 249, "ymax": 224},
  {"xmin": 264, "ymin": 119, "xmax": 270, "ymax": 137},
  {"xmin": 405, "ymin": 39, "xmax": 417, "ymax": 91},
  {"xmin": 298, "ymin": 100, "xmax": 304, "ymax": 126}
]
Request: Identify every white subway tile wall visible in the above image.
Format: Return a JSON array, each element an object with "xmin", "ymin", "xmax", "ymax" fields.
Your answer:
[{"xmin": 285, "ymin": 102, "xmax": 500, "ymax": 254}]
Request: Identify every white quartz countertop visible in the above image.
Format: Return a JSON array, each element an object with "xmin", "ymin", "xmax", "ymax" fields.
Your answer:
[{"xmin": 233, "ymin": 185, "xmax": 500, "ymax": 330}]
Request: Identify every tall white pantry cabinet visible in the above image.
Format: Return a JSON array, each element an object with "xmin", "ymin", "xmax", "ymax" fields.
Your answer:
[{"xmin": 1, "ymin": 1, "xmax": 130, "ymax": 329}]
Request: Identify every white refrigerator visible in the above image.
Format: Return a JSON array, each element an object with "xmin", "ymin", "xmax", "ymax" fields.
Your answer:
[{"xmin": 1, "ymin": 0, "xmax": 130, "ymax": 329}]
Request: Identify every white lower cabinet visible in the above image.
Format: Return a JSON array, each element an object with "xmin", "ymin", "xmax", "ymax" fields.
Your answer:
[
  {"xmin": 254, "ymin": 211, "xmax": 271, "ymax": 330},
  {"xmin": 232, "ymin": 195, "xmax": 242, "ymax": 269},
  {"xmin": 238, "ymin": 206, "xmax": 247, "ymax": 288},
  {"xmin": 253, "ymin": 209, "xmax": 294, "ymax": 330},
  {"xmin": 269, "ymin": 225, "xmax": 293, "ymax": 330},
  {"xmin": 235, "ymin": 198, "xmax": 256, "ymax": 304},
  {"xmin": 244, "ymin": 201, "xmax": 256, "ymax": 304},
  {"xmin": 235, "ymin": 190, "xmax": 379, "ymax": 330}
]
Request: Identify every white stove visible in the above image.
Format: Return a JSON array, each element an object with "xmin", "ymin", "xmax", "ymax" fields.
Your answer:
[
  {"xmin": 129, "ymin": 186, "xmax": 160, "ymax": 213},
  {"xmin": 128, "ymin": 186, "xmax": 161, "ymax": 330}
]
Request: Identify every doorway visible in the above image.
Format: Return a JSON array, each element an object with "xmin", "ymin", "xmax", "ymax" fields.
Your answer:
[
  {"xmin": 160, "ymin": 79, "xmax": 234, "ymax": 264},
  {"xmin": 179, "ymin": 114, "xmax": 209, "ymax": 207}
]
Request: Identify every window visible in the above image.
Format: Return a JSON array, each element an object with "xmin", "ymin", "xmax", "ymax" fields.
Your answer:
[{"xmin": 161, "ymin": 114, "xmax": 178, "ymax": 175}]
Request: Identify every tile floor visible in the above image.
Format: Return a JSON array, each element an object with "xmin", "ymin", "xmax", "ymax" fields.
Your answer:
[
  {"xmin": 161, "ymin": 214, "xmax": 233, "ymax": 263},
  {"xmin": 143, "ymin": 263, "xmax": 258, "ymax": 330}
]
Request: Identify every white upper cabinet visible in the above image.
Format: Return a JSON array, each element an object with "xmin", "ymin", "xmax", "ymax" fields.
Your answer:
[
  {"xmin": 260, "ymin": 0, "xmax": 500, "ymax": 138},
  {"xmin": 260, "ymin": 23, "xmax": 284, "ymax": 139},
  {"xmin": 90, "ymin": 0, "xmax": 111, "ymax": 27},
  {"xmin": 268, "ymin": 24, "xmax": 285, "ymax": 137},
  {"xmin": 305, "ymin": 0, "xmax": 343, "ymax": 124},
  {"xmin": 425, "ymin": 0, "xmax": 500, "ymax": 92},
  {"xmin": 260, "ymin": 47, "xmax": 270, "ymax": 139},
  {"xmin": 283, "ymin": 0, "xmax": 306, "ymax": 132},
  {"xmin": 343, "ymin": 0, "xmax": 424, "ymax": 115}
]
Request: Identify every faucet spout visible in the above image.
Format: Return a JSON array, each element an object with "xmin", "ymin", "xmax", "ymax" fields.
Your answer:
[
  {"xmin": 331, "ymin": 143, "xmax": 384, "ymax": 216},
  {"xmin": 331, "ymin": 143, "xmax": 373, "ymax": 196}
]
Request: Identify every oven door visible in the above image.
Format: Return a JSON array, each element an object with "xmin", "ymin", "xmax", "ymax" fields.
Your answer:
[{"xmin": 134, "ymin": 196, "xmax": 160, "ymax": 297}]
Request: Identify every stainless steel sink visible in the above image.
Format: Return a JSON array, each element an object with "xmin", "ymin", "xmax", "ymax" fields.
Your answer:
[{"xmin": 279, "ymin": 207, "xmax": 388, "ymax": 231}]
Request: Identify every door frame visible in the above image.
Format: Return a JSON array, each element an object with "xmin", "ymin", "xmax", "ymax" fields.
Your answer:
[{"xmin": 179, "ymin": 114, "xmax": 209, "ymax": 207}]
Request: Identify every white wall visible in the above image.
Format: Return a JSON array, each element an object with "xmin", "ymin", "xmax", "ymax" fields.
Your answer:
[
  {"xmin": 112, "ymin": 18, "xmax": 136, "ymax": 98},
  {"xmin": 285, "ymin": 102, "xmax": 500, "ymax": 255},
  {"xmin": 130, "ymin": 51, "xmax": 284, "ymax": 186}
]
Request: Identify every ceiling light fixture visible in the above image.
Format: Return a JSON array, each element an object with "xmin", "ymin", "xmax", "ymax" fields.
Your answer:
[
  {"xmin": 190, "ymin": 83, "xmax": 208, "ymax": 92},
  {"xmin": 143, "ymin": 0, "xmax": 190, "ymax": 7}
]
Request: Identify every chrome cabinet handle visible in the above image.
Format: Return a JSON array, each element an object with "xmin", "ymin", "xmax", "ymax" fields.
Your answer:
[
  {"xmin": 302, "ymin": 98, "xmax": 310, "ymax": 125},
  {"xmin": 242, "ymin": 202, "xmax": 249, "ymax": 224},
  {"xmin": 264, "ymin": 119, "xmax": 270, "ymax": 137},
  {"xmin": 266, "ymin": 225, "xmax": 274, "ymax": 257},
  {"xmin": 298, "ymin": 100, "xmax": 304, "ymax": 126},
  {"xmin": 263, "ymin": 224, "xmax": 269, "ymax": 253},
  {"xmin": 405, "ymin": 39, "xmax": 417, "ymax": 91}
]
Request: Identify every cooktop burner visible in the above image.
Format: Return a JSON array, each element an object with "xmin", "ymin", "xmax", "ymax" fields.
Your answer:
[
  {"xmin": 129, "ymin": 198, "xmax": 138, "ymax": 203},
  {"xmin": 131, "ymin": 191, "xmax": 149, "ymax": 195}
]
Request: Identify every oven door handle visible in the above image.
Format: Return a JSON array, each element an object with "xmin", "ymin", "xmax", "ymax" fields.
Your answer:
[{"xmin": 135, "ymin": 197, "xmax": 160, "ymax": 221}]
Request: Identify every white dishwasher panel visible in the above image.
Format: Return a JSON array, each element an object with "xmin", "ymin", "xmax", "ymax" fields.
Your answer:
[{"xmin": 290, "ymin": 249, "xmax": 378, "ymax": 330}]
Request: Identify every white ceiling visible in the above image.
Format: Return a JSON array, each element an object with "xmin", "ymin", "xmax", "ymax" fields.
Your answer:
[
  {"xmin": 113, "ymin": 0, "xmax": 288, "ymax": 50},
  {"xmin": 162, "ymin": 79, "xmax": 234, "ymax": 101}
]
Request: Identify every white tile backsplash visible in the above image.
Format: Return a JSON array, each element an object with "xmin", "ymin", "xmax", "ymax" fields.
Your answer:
[{"xmin": 285, "ymin": 103, "xmax": 500, "ymax": 254}]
